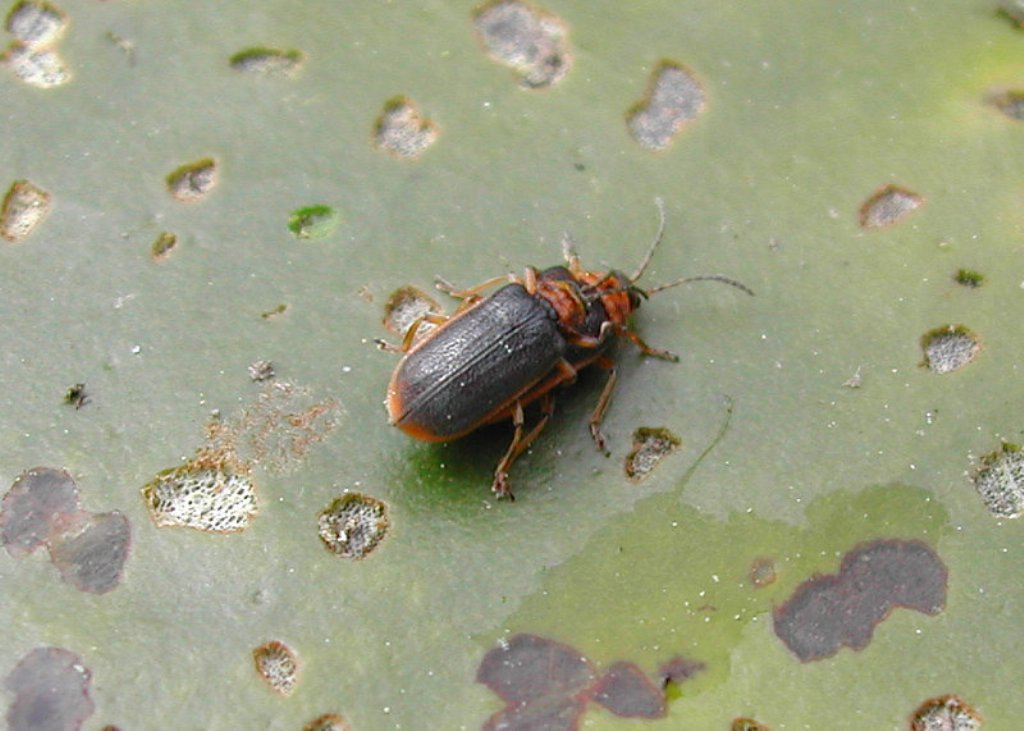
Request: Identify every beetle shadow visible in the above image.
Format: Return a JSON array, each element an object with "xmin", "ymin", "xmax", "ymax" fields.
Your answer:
[
  {"xmin": 398, "ymin": 424, "xmax": 507, "ymax": 501},
  {"xmin": 399, "ymin": 371, "xmax": 612, "ymax": 505}
]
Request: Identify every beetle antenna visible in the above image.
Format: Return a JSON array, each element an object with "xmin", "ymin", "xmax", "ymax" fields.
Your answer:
[
  {"xmin": 629, "ymin": 197, "xmax": 667, "ymax": 283},
  {"xmin": 646, "ymin": 274, "xmax": 755, "ymax": 297}
]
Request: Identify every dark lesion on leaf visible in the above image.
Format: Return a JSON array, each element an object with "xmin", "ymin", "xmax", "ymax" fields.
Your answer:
[{"xmin": 477, "ymin": 634, "xmax": 686, "ymax": 728}]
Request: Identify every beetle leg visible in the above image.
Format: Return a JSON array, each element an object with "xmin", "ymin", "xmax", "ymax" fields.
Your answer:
[
  {"xmin": 561, "ymin": 233, "xmax": 582, "ymax": 275},
  {"xmin": 492, "ymin": 395, "xmax": 555, "ymax": 500},
  {"xmin": 564, "ymin": 320, "xmax": 615, "ymax": 350},
  {"xmin": 619, "ymin": 326, "xmax": 680, "ymax": 362},
  {"xmin": 435, "ymin": 274, "xmax": 511, "ymax": 300},
  {"xmin": 375, "ymin": 313, "xmax": 449, "ymax": 353},
  {"xmin": 588, "ymin": 357, "xmax": 618, "ymax": 456},
  {"xmin": 522, "ymin": 266, "xmax": 538, "ymax": 295},
  {"xmin": 554, "ymin": 357, "xmax": 578, "ymax": 384}
]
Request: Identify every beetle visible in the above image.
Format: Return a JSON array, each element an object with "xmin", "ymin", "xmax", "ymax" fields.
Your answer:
[{"xmin": 378, "ymin": 199, "xmax": 752, "ymax": 499}]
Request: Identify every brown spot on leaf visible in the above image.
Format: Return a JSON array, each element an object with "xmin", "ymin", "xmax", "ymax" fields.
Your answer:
[{"xmin": 749, "ymin": 557, "xmax": 776, "ymax": 588}]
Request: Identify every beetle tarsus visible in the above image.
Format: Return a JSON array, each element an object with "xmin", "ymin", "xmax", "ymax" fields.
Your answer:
[
  {"xmin": 374, "ymin": 337, "xmax": 401, "ymax": 352},
  {"xmin": 621, "ymin": 328, "xmax": 679, "ymax": 362},
  {"xmin": 588, "ymin": 362, "xmax": 617, "ymax": 456},
  {"xmin": 491, "ymin": 472, "xmax": 515, "ymax": 500}
]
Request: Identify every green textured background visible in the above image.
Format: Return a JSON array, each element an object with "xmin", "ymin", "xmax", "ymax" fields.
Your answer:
[{"xmin": 2, "ymin": 1, "xmax": 1023, "ymax": 729}]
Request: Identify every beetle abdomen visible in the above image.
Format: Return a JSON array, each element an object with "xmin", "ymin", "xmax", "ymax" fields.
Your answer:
[{"xmin": 387, "ymin": 284, "xmax": 566, "ymax": 440}]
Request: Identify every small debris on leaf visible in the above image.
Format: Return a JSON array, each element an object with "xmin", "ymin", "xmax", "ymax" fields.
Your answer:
[
  {"xmin": 953, "ymin": 268, "xmax": 984, "ymax": 288},
  {"xmin": 990, "ymin": 89, "xmax": 1024, "ymax": 119},
  {"xmin": 248, "ymin": 359, "xmax": 275, "ymax": 382},
  {"xmin": 303, "ymin": 714, "xmax": 351, "ymax": 731},
  {"xmin": 63, "ymin": 382, "xmax": 90, "ymax": 409},
  {"xmin": 150, "ymin": 231, "xmax": 177, "ymax": 261}
]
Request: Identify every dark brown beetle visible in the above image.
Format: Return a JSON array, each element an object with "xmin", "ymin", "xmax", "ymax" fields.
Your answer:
[{"xmin": 379, "ymin": 200, "xmax": 752, "ymax": 499}]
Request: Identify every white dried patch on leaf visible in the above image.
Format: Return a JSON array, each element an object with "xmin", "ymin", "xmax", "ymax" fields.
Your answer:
[
  {"xmin": 229, "ymin": 47, "xmax": 304, "ymax": 77},
  {"xmin": 625, "ymin": 427, "xmax": 681, "ymax": 482},
  {"xmin": 1, "ymin": 179, "xmax": 51, "ymax": 243},
  {"xmin": 859, "ymin": 184, "xmax": 924, "ymax": 228},
  {"xmin": 253, "ymin": 641, "xmax": 299, "ymax": 696},
  {"xmin": 318, "ymin": 493, "xmax": 389, "ymax": 559},
  {"xmin": 382, "ymin": 286, "xmax": 443, "ymax": 339},
  {"xmin": 921, "ymin": 324, "xmax": 980, "ymax": 374},
  {"xmin": 6, "ymin": 1, "xmax": 67, "ymax": 48},
  {"xmin": 627, "ymin": 62, "xmax": 706, "ymax": 151},
  {"xmin": 166, "ymin": 158, "xmax": 218, "ymax": 202},
  {"xmin": 910, "ymin": 694, "xmax": 982, "ymax": 731},
  {"xmin": 2, "ymin": 42, "xmax": 70, "ymax": 87},
  {"xmin": 373, "ymin": 97, "xmax": 438, "ymax": 159},
  {"xmin": 474, "ymin": 0, "xmax": 571, "ymax": 88},
  {"xmin": 141, "ymin": 464, "xmax": 257, "ymax": 533},
  {"xmin": 974, "ymin": 444, "xmax": 1024, "ymax": 519}
]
